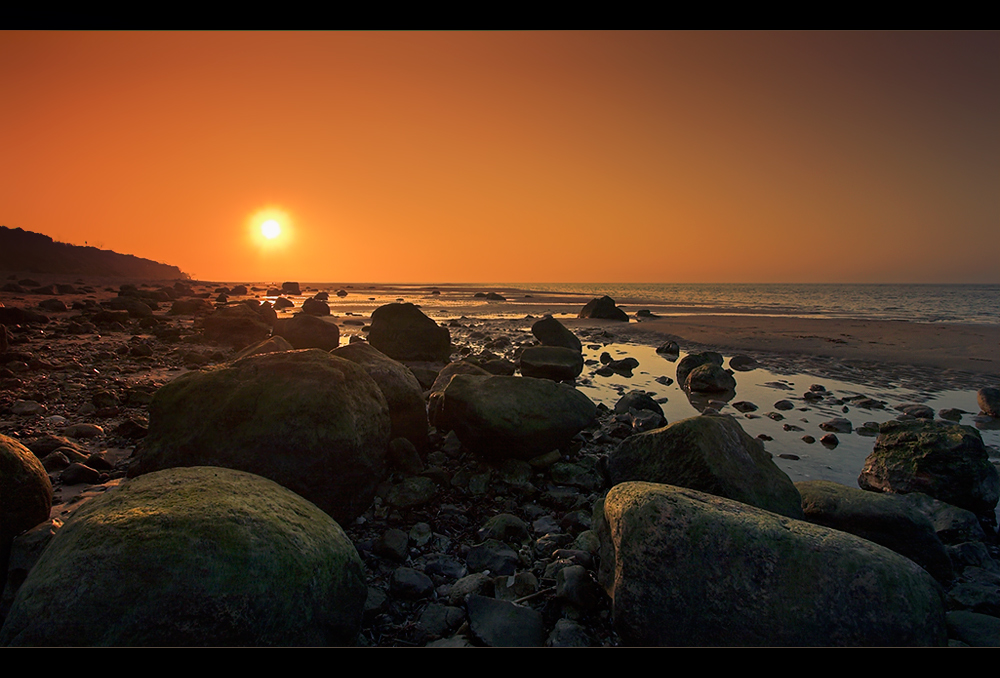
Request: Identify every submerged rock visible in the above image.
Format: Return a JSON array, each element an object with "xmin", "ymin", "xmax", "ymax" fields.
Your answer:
[{"xmin": 0, "ymin": 467, "xmax": 366, "ymax": 646}]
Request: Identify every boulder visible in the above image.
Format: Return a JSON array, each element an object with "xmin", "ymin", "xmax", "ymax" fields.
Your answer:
[
  {"xmin": 978, "ymin": 387, "xmax": 1000, "ymax": 418},
  {"xmin": 0, "ymin": 435, "xmax": 53, "ymax": 587},
  {"xmin": 684, "ymin": 363, "xmax": 736, "ymax": 393},
  {"xmin": 596, "ymin": 481, "xmax": 948, "ymax": 646},
  {"xmin": 130, "ymin": 349, "xmax": 391, "ymax": 525},
  {"xmin": 233, "ymin": 335, "xmax": 294, "ymax": 360},
  {"xmin": 301, "ymin": 297, "xmax": 331, "ymax": 316},
  {"xmin": 531, "ymin": 315, "xmax": 582, "ymax": 353},
  {"xmin": 0, "ymin": 467, "xmax": 367, "ymax": 646},
  {"xmin": 201, "ymin": 303, "xmax": 272, "ymax": 348},
  {"xmin": 578, "ymin": 296, "xmax": 628, "ymax": 322},
  {"xmin": 858, "ymin": 420, "xmax": 999, "ymax": 530},
  {"xmin": 435, "ymin": 374, "xmax": 596, "ymax": 461},
  {"xmin": 367, "ymin": 303, "xmax": 451, "ymax": 362},
  {"xmin": 675, "ymin": 351, "xmax": 725, "ymax": 388},
  {"xmin": 332, "ymin": 342, "xmax": 429, "ymax": 452},
  {"xmin": 607, "ymin": 414, "xmax": 803, "ymax": 519},
  {"xmin": 427, "ymin": 360, "xmax": 492, "ymax": 427},
  {"xmin": 518, "ymin": 346, "xmax": 584, "ymax": 381},
  {"xmin": 272, "ymin": 314, "xmax": 340, "ymax": 351},
  {"xmin": 169, "ymin": 298, "xmax": 214, "ymax": 315},
  {"xmin": 796, "ymin": 480, "xmax": 953, "ymax": 583},
  {"xmin": 281, "ymin": 281, "xmax": 301, "ymax": 295}
]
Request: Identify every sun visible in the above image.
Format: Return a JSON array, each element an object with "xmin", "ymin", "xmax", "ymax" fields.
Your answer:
[{"xmin": 261, "ymin": 219, "xmax": 281, "ymax": 239}]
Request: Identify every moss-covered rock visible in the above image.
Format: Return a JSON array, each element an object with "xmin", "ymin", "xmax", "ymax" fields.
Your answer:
[
  {"xmin": 131, "ymin": 349, "xmax": 390, "ymax": 525},
  {"xmin": 858, "ymin": 420, "xmax": 999, "ymax": 530},
  {"xmin": 596, "ymin": 481, "xmax": 947, "ymax": 646},
  {"xmin": 0, "ymin": 467, "xmax": 367, "ymax": 646},
  {"xmin": 0, "ymin": 435, "xmax": 52, "ymax": 591},
  {"xmin": 608, "ymin": 414, "xmax": 804, "ymax": 520}
]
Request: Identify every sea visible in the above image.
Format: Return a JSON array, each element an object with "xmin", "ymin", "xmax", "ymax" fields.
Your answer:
[{"xmin": 487, "ymin": 283, "xmax": 1000, "ymax": 324}]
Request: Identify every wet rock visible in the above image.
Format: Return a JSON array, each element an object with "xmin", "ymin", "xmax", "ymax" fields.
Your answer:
[
  {"xmin": 733, "ymin": 401, "xmax": 758, "ymax": 413},
  {"xmin": 367, "ymin": 303, "xmax": 451, "ymax": 362},
  {"xmin": 578, "ymin": 296, "xmax": 628, "ymax": 322},
  {"xmin": 131, "ymin": 349, "xmax": 391, "ymax": 525},
  {"xmin": 531, "ymin": 315, "xmax": 582, "ymax": 352},
  {"xmin": 518, "ymin": 346, "xmax": 584, "ymax": 381},
  {"xmin": 607, "ymin": 414, "xmax": 804, "ymax": 520},
  {"xmin": 301, "ymin": 297, "xmax": 330, "ymax": 316},
  {"xmin": 774, "ymin": 400, "xmax": 795, "ymax": 411},
  {"xmin": 596, "ymin": 482, "xmax": 948, "ymax": 646},
  {"xmin": 977, "ymin": 387, "xmax": 1000, "ymax": 418},
  {"xmin": 1, "ymin": 434, "xmax": 53, "ymax": 587},
  {"xmin": 273, "ymin": 297, "xmax": 294, "ymax": 310},
  {"xmin": 281, "ymin": 282, "xmax": 301, "ymax": 295},
  {"xmin": 656, "ymin": 341, "xmax": 680, "ymax": 358},
  {"xmin": 0, "ymin": 467, "xmax": 367, "ymax": 647},
  {"xmin": 820, "ymin": 433, "xmax": 839, "ymax": 447},
  {"xmin": 895, "ymin": 403, "xmax": 935, "ymax": 420},
  {"xmin": 820, "ymin": 417, "xmax": 853, "ymax": 434},
  {"xmin": 729, "ymin": 354, "xmax": 758, "ymax": 371}
]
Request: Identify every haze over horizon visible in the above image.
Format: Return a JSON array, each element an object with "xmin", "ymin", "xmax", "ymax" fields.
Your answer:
[{"xmin": 2, "ymin": 31, "xmax": 997, "ymax": 284}]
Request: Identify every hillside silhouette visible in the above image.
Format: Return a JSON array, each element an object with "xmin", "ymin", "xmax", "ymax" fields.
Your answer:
[{"xmin": 0, "ymin": 226, "xmax": 187, "ymax": 279}]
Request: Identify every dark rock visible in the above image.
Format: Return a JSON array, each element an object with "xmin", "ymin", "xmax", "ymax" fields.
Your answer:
[
  {"xmin": 466, "ymin": 594, "xmax": 544, "ymax": 647},
  {"xmin": 676, "ymin": 352, "xmax": 724, "ymax": 388},
  {"xmin": 367, "ymin": 303, "xmax": 451, "ymax": 362},
  {"xmin": 796, "ymin": 480, "xmax": 954, "ymax": 583},
  {"xmin": 273, "ymin": 297, "xmax": 294, "ymax": 310},
  {"xmin": 518, "ymin": 346, "xmax": 584, "ymax": 381},
  {"xmin": 273, "ymin": 314, "xmax": 340, "ymax": 351},
  {"xmin": 0, "ymin": 467, "xmax": 367, "ymax": 646},
  {"xmin": 978, "ymin": 387, "xmax": 1000, "ymax": 418},
  {"xmin": 434, "ymin": 374, "xmax": 596, "ymax": 461},
  {"xmin": 1, "ymin": 434, "xmax": 53, "ymax": 588},
  {"xmin": 333, "ymin": 342, "xmax": 429, "ymax": 451},
  {"xmin": 578, "ymin": 296, "xmax": 628, "ymax": 322},
  {"xmin": 59, "ymin": 463, "xmax": 102, "ymax": 486},
  {"xmin": 281, "ymin": 282, "xmax": 301, "ymax": 295},
  {"xmin": 301, "ymin": 297, "xmax": 330, "ymax": 316},
  {"xmin": 729, "ymin": 354, "xmax": 758, "ymax": 371},
  {"xmin": 607, "ymin": 414, "xmax": 804, "ymax": 520},
  {"xmin": 202, "ymin": 304, "xmax": 272, "ymax": 349},
  {"xmin": 596, "ymin": 482, "xmax": 948, "ymax": 646},
  {"xmin": 131, "ymin": 349, "xmax": 391, "ymax": 525},
  {"xmin": 858, "ymin": 420, "xmax": 1000, "ymax": 529},
  {"xmin": 531, "ymin": 315, "xmax": 582, "ymax": 353}
]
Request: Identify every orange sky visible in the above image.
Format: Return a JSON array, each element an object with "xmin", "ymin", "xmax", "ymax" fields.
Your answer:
[{"xmin": 1, "ymin": 31, "xmax": 997, "ymax": 283}]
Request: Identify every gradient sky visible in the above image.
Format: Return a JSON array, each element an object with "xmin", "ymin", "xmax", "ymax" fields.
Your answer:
[{"xmin": 1, "ymin": 31, "xmax": 997, "ymax": 283}]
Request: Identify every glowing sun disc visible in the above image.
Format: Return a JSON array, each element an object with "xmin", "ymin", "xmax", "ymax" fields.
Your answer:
[{"xmin": 261, "ymin": 220, "xmax": 281, "ymax": 239}]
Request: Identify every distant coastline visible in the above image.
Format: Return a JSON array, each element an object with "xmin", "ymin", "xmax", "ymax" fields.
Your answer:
[{"xmin": 0, "ymin": 226, "xmax": 188, "ymax": 280}]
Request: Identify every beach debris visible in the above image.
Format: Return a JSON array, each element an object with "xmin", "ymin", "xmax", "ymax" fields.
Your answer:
[
  {"xmin": 367, "ymin": 302, "xmax": 451, "ymax": 362},
  {"xmin": 596, "ymin": 482, "xmax": 947, "ymax": 646},
  {"xmin": 607, "ymin": 414, "xmax": 804, "ymax": 519},
  {"xmin": 0, "ymin": 467, "xmax": 367, "ymax": 647},
  {"xmin": 858, "ymin": 420, "xmax": 1000, "ymax": 532},
  {"xmin": 578, "ymin": 296, "xmax": 628, "ymax": 322},
  {"xmin": 130, "ymin": 349, "xmax": 391, "ymax": 525}
]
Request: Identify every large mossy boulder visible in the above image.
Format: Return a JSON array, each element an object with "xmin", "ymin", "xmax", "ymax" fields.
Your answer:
[
  {"xmin": 596, "ymin": 482, "xmax": 948, "ymax": 646},
  {"xmin": 332, "ymin": 341, "xmax": 429, "ymax": 452},
  {"xmin": 131, "ymin": 349, "xmax": 391, "ymax": 525},
  {"xmin": 0, "ymin": 435, "xmax": 52, "ymax": 588},
  {"xmin": 607, "ymin": 414, "xmax": 804, "ymax": 520},
  {"xmin": 367, "ymin": 303, "xmax": 451, "ymax": 362},
  {"xmin": 0, "ymin": 467, "xmax": 367, "ymax": 646},
  {"xmin": 858, "ymin": 420, "xmax": 999, "ymax": 531},
  {"xmin": 796, "ymin": 480, "xmax": 953, "ymax": 583},
  {"xmin": 435, "ymin": 374, "xmax": 596, "ymax": 461}
]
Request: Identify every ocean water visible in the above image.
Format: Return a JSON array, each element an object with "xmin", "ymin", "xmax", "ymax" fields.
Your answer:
[{"xmin": 493, "ymin": 283, "xmax": 1000, "ymax": 324}]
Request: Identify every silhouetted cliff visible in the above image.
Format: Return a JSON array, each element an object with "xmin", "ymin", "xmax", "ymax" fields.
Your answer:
[{"xmin": 0, "ymin": 226, "xmax": 188, "ymax": 279}]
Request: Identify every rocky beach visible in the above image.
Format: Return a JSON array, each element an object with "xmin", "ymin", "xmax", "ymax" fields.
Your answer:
[{"xmin": 1, "ymin": 277, "xmax": 999, "ymax": 646}]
